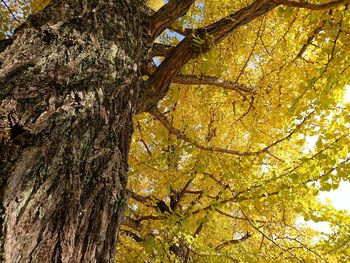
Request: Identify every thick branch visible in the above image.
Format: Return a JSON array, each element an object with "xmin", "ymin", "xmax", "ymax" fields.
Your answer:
[
  {"xmin": 151, "ymin": 43, "xmax": 175, "ymax": 57},
  {"xmin": 149, "ymin": 0, "xmax": 195, "ymax": 39},
  {"xmin": 137, "ymin": 0, "xmax": 279, "ymax": 112},
  {"xmin": 276, "ymin": 0, "xmax": 350, "ymax": 10},
  {"xmin": 127, "ymin": 189, "xmax": 154, "ymax": 203},
  {"xmin": 172, "ymin": 74, "xmax": 254, "ymax": 93},
  {"xmin": 203, "ymin": 0, "xmax": 278, "ymax": 47},
  {"xmin": 137, "ymin": 0, "xmax": 349, "ymax": 113}
]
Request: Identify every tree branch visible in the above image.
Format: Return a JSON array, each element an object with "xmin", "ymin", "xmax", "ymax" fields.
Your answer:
[
  {"xmin": 151, "ymin": 43, "xmax": 175, "ymax": 57},
  {"xmin": 215, "ymin": 209, "xmax": 267, "ymax": 223},
  {"xmin": 127, "ymin": 189, "xmax": 154, "ymax": 203},
  {"xmin": 215, "ymin": 232, "xmax": 251, "ymax": 251},
  {"xmin": 241, "ymin": 210, "xmax": 303, "ymax": 262},
  {"xmin": 137, "ymin": 0, "xmax": 279, "ymax": 112},
  {"xmin": 148, "ymin": 107, "xmax": 258, "ymax": 156},
  {"xmin": 172, "ymin": 74, "xmax": 254, "ymax": 93},
  {"xmin": 149, "ymin": 0, "xmax": 195, "ymax": 40},
  {"xmin": 120, "ymin": 229, "xmax": 144, "ymax": 242},
  {"xmin": 293, "ymin": 21, "xmax": 326, "ymax": 61},
  {"xmin": 148, "ymin": 108, "xmax": 312, "ymax": 157},
  {"xmin": 170, "ymin": 178, "xmax": 193, "ymax": 211},
  {"xmin": 202, "ymin": 0, "xmax": 278, "ymax": 47},
  {"xmin": 275, "ymin": 0, "xmax": 350, "ymax": 10},
  {"xmin": 138, "ymin": 0, "xmax": 348, "ymax": 113}
]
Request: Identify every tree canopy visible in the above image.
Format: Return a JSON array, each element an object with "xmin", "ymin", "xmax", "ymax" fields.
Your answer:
[{"xmin": 1, "ymin": 0, "xmax": 350, "ymax": 262}]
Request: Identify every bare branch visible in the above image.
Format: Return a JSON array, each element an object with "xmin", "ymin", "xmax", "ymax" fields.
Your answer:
[
  {"xmin": 148, "ymin": 108, "xmax": 312, "ymax": 157},
  {"xmin": 149, "ymin": 0, "xmax": 195, "ymax": 39},
  {"xmin": 215, "ymin": 232, "xmax": 251, "ymax": 251},
  {"xmin": 276, "ymin": 0, "xmax": 350, "ymax": 10},
  {"xmin": 148, "ymin": 107, "xmax": 258, "ymax": 156},
  {"xmin": 215, "ymin": 209, "xmax": 267, "ymax": 223},
  {"xmin": 172, "ymin": 74, "xmax": 254, "ymax": 93},
  {"xmin": 241, "ymin": 210, "xmax": 304, "ymax": 262},
  {"xmin": 171, "ymin": 178, "xmax": 194, "ymax": 211}
]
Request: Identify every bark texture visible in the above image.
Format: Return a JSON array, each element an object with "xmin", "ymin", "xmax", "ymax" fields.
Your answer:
[{"xmin": 0, "ymin": 0, "xmax": 148, "ymax": 262}]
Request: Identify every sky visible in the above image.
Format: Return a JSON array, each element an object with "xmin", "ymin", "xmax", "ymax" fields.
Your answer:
[
  {"xmin": 324, "ymin": 84, "xmax": 350, "ymax": 214},
  {"xmin": 302, "ymin": 85, "xmax": 350, "ymax": 232}
]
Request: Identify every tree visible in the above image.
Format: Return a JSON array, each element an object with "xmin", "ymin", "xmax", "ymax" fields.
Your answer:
[{"xmin": 1, "ymin": 0, "xmax": 349, "ymax": 262}]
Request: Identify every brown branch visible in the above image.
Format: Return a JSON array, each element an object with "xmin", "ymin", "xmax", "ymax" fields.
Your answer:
[
  {"xmin": 138, "ymin": 0, "xmax": 349, "ymax": 113},
  {"xmin": 120, "ymin": 229, "xmax": 144, "ymax": 242},
  {"xmin": 137, "ymin": 1, "xmax": 280, "ymax": 112},
  {"xmin": 185, "ymin": 190, "xmax": 204, "ymax": 195},
  {"xmin": 215, "ymin": 232, "xmax": 251, "ymax": 251},
  {"xmin": 149, "ymin": 0, "xmax": 195, "ymax": 39},
  {"xmin": 137, "ymin": 215, "xmax": 167, "ymax": 223},
  {"xmin": 202, "ymin": 0, "xmax": 278, "ymax": 46},
  {"xmin": 275, "ymin": 0, "xmax": 350, "ymax": 10},
  {"xmin": 172, "ymin": 74, "xmax": 254, "ymax": 93},
  {"xmin": 136, "ymin": 121, "xmax": 153, "ymax": 157},
  {"xmin": 127, "ymin": 189, "xmax": 154, "ymax": 203},
  {"xmin": 171, "ymin": 178, "xmax": 194, "ymax": 211},
  {"xmin": 215, "ymin": 209, "xmax": 267, "ymax": 223},
  {"xmin": 127, "ymin": 189, "xmax": 173, "ymax": 214},
  {"xmin": 294, "ymin": 21, "xmax": 326, "ymax": 61},
  {"xmin": 236, "ymin": 19, "xmax": 264, "ymax": 82},
  {"xmin": 122, "ymin": 217, "xmax": 142, "ymax": 232},
  {"xmin": 148, "ymin": 107, "xmax": 258, "ymax": 156},
  {"xmin": 241, "ymin": 210, "xmax": 303, "ymax": 262},
  {"xmin": 151, "ymin": 43, "xmax": 175, "ymax": 57},
  {"xmin": 170, "ymin": 27, "xmax": 193, "ymax": 37},
  {"xmin": 148, "ymin": 107, "xmax": 312, "ymax": 157}
]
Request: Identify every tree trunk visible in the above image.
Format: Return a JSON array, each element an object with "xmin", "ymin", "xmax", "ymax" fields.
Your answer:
[{"xmin": 0, "ymin": 0, "xmax": 148, "ymax": 262}]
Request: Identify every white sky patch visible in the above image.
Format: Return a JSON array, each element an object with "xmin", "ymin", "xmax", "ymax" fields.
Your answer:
[
  {"xmin": 295, "ymin": 217, "xmax": 331, "ymax": 234},
  {"xmin": 318, "ymin": 181, "xmax": 350, "ymax": 211},
  {"xmin": 344, "ymin": 84, "xmax": 350, "ymax": 103},
  {"xmin": 298, "ymin": 182, "xmax": 350, "ymax": 234},
  {"xmin": 298, "ymin": 85, "xmax": 350, "ymax": 234},
  {"xmin": 303, "ymin": 135, "xmax": 319, "ymax": 154}
]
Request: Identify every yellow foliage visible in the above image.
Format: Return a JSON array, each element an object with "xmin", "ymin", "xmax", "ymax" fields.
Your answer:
[
  {"xmin": 31, "ymin": 0, "xmax": 51, "ymax": 13},
  {"xmin": 2, "ymin": 0, "xmax": 350, "ymax": 262},
  {"xmin": 147, "ymin": 0, "xmax": 164, "ymax": 11}
]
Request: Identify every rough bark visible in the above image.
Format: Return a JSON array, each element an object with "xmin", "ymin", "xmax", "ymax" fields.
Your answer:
[
  {"xmin": 1, "ymin": 0, "xmax": 347, "ymax": 262},
  {"xmin": 0, "ymin": 0, "xmax": 148, "ymax": 262}
]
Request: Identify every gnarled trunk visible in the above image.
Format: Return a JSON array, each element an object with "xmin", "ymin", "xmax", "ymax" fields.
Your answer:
[{"xmin": 0, "ymin": 0, "xmax": 147, "ymax": 261}]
